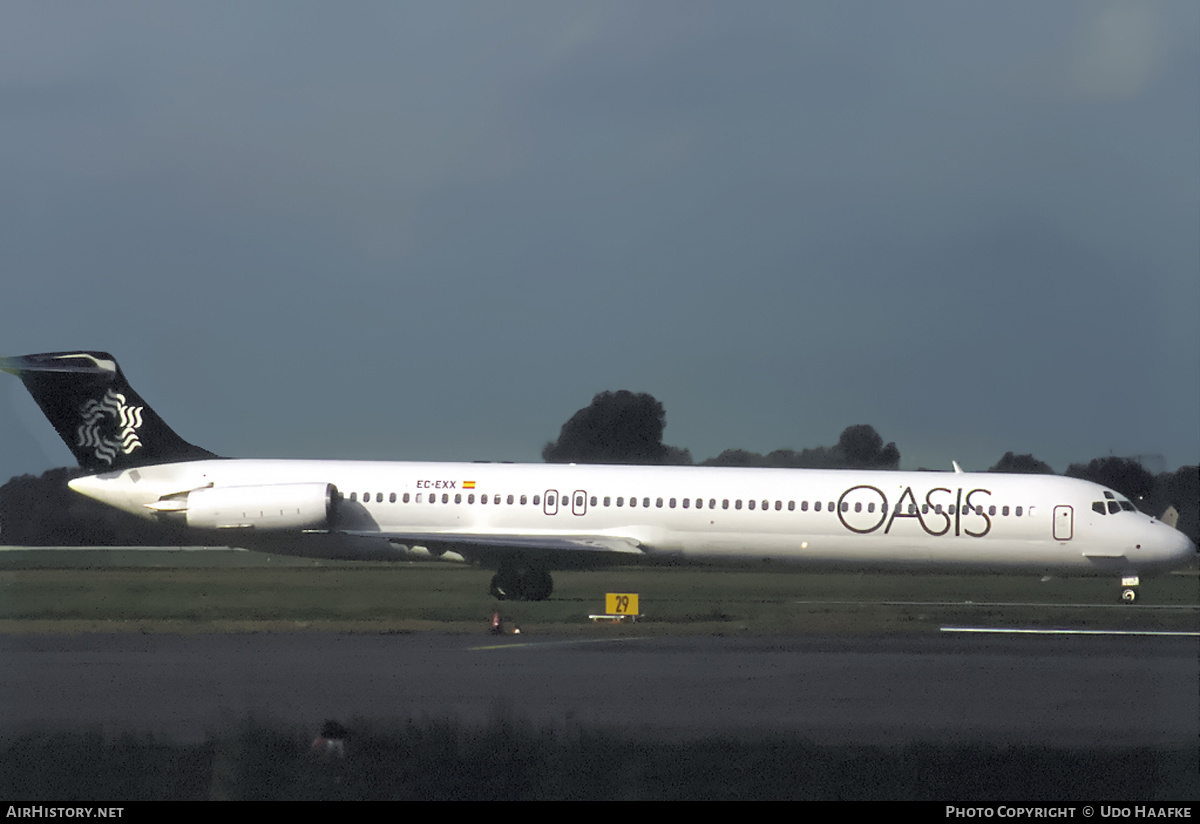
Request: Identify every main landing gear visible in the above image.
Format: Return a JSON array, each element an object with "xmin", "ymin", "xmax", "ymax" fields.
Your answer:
[
  {"xmin": 1119, "ymin": 575, "xmax": 1139, "ymax": 604},
  {"xmin": 490, "ymin": 563, "xmax": 554, "ymax": 602}
]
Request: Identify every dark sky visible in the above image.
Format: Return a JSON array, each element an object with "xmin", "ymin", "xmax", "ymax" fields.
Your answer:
[{"xmin": 2, "ymin": 1, "xmax": 1197, "ymax": 480}]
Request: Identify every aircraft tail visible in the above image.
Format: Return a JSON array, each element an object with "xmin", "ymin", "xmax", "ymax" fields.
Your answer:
[{"xmin": 1, "ymin": 351, "xmax": 217, "ymax": 472}]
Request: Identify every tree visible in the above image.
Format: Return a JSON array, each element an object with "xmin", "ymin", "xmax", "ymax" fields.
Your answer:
[
  {"xmin": 835, "ymin": 425, "xmax": 900, "ymax": 469},
  {"xmin": 0, "ymin": 467, "xmax": 192, "ymax": 546},
  {"xmin": 542, "ymin": 390, "xmax": 692, "ymax": 465},
  {"xmin": 700, "ymin": 425, "xmax": 900, "ymax": 469},
  {"xmin": 989, "ymin": 452, "xmax": 1055, "ymax": 474},
  {"xmin": 1065, "ymin": 457, "xmax": 1156, "ymax": 504}
]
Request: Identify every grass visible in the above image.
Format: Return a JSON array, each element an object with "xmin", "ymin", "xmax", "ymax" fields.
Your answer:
[{"xmin": 0, "ymin": 548, "xmax": 1195, "ymax": 634}]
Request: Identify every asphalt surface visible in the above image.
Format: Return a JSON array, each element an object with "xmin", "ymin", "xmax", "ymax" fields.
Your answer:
[{"xmin": 3, "ymin": 632, "xmax": 1197, "ymax": 746}]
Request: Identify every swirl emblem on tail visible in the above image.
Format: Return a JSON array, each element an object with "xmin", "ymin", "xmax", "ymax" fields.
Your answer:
[{"xmin": 76, "ymin": 389, "xmax": 145, "ymax": 466}]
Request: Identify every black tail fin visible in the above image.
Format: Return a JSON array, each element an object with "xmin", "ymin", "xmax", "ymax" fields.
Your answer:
[{"xmin": 0, "ymin": 351, "xmax": 217, "ymax": 472}]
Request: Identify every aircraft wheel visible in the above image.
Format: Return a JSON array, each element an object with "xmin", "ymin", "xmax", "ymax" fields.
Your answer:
[
  {"xmin": 1121, "ymin": 588, "xmax": 1137, "ymax": 604},
  {"xmin": 491, "ymin": 565, "xmax": 554, "ymax": 601},
  {"xmin": 522, "ymin": 568, "xmax": 554, "ymax": 602}
]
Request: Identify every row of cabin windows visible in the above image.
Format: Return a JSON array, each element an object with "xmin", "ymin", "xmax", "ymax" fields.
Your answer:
[{"xmin": 341, "ymin": 490, "xmax": 1026, "ymax": 517}]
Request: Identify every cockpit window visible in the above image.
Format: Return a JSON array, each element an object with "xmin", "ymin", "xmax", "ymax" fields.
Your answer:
[{"xmin": 1094, "ymin": 499, "xmax": 1137, "ymax": 515}]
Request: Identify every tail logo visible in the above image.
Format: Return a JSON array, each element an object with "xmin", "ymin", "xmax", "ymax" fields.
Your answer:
[{"xmin": 76, "ymin": 389, "xmax": 145, "ymax": 466}]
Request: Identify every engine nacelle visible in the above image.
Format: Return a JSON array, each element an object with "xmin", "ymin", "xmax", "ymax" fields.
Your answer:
[{"xmin": 179, "ymin": 483, "xmax": 338, "ymax": 530}]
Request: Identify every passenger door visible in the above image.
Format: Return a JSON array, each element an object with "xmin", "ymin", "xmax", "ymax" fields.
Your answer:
[{"xmin": 1053, "ymin": 505, "xmax": 1073, "ymax": 541}]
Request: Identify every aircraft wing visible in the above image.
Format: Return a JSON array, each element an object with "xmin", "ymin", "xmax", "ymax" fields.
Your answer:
[{"xmin": 341, "ymin": 530, "xmax": 647, "ymax": 558}]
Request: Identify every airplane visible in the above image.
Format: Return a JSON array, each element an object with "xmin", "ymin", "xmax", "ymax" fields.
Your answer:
[{"xmin": 2, "ymin": 351, "xmax": 1194, "ymax": 602}]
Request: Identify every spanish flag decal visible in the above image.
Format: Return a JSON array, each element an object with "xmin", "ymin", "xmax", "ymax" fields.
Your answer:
[{"xmin": 463, "ymin": 481, "xmax": 476, "ymax": 489}]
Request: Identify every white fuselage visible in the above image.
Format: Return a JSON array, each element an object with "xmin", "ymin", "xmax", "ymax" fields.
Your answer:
[{"xmin": 68, "ymin": 459, "xmax": 1195, "ymax": 576}]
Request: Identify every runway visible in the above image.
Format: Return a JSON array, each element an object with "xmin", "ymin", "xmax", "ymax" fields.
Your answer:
[{"xmin": 3, "ymin": 632, "xmax": 1196, "ymax": 746}]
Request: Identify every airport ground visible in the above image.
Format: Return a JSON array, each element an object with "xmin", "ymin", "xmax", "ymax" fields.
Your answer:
[
  {"xmin": 1, "ymin": 546, "xmax": 1197, "ymax": 634},
  {"xmin": 2, "ymin": 548, "xmax": 1197, "ymax": 800}
]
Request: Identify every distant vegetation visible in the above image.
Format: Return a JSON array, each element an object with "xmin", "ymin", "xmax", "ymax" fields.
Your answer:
[
  {"xmin": 701, "ymin": 424, "xmax": 899, "ymax": 470},
  {"xmin": 542, "ymin": 390, "xmax": 692, "ymax": 465},
  {"xmin": 2, "ymin": 390, "xmax": 1196, "ymax": 545},
  {"xmin": 0, "ymin": 466, "xmax": 194, "ymax": 547}
]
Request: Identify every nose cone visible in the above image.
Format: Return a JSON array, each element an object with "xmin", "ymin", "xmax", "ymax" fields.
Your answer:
[
  {"xmin": 1148, "ymin": 523, "xmax": 1198, "ymax": 571},
  {"xmin": 1169, "ymin": 529, "xmax": 1198, "ymax": 568}
]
